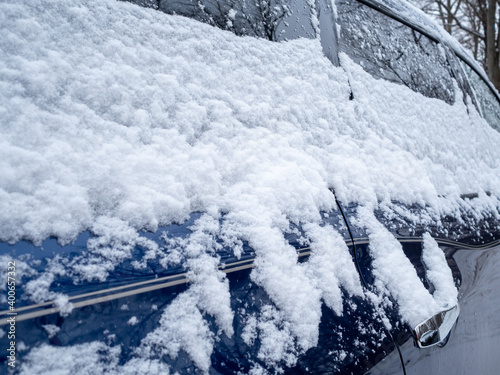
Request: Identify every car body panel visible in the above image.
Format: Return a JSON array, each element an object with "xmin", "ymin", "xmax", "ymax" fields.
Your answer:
[{"xmin": 2, "ymin": 0, "xmax": 500, "ymax": 373}]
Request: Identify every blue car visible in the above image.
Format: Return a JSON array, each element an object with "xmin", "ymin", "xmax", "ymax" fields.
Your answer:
[{"xmin": 1, "ymin": 0, "xmax": 500, "ymax": 374}]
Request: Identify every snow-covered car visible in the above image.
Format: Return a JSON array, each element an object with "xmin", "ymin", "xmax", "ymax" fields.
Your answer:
[{"xmin": 1, "ymin": 0, "xmax": 500, "ymax": 374}]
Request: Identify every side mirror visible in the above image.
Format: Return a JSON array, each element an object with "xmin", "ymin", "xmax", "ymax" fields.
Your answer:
[{"xmin": 413, "ymin": 305, "xmax": 460, "ymax": 348}]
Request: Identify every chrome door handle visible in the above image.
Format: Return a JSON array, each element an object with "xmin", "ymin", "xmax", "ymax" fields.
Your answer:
[{"xmin": 413, "ymin": 305, "xmax": 460, "ymax": 348}]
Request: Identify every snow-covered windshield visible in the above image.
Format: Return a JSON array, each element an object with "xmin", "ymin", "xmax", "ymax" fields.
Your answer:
[{"xmin": 336, "ymin": 0, "xmax": 455, "ymax": 104}]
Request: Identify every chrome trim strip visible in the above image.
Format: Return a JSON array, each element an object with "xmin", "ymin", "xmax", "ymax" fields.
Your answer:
[{"xmin": 0, "ymin": 236, "xmax": 497, "ymax": 325}]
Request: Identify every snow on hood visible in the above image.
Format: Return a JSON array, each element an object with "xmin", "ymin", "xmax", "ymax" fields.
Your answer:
[{"xmin": 1, "ymin": 0, "xmax": 500, "ymax": 372}]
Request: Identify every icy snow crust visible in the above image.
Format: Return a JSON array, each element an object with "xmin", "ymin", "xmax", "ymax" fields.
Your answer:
[{"xmin": 1, "ymin": 0, "xmax": 500, "ymax": 373}]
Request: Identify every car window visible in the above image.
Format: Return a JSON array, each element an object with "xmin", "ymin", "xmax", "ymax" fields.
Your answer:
[
  {"xmin": 443, "ymin": 48, "xmax": 483, "ymax": 111},
  {"xmin": 157, "ymin": 0, "xmax": 315, "ymax": 41},
  {"xmin": 460, "ymin": 62, "xmax": 500, "ymax": 131},
  {"xmin": 335, "ymin": 0, "xmax": 455, "ymax": 104}
]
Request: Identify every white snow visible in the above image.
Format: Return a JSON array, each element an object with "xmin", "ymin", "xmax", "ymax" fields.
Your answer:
[
  {"xmin": 307, "ymin": 0, "xmax": 320, "ymax": 36},
  {"xmin": 242, "ymin": 314, "xmax": 258, "ymax": 346},
  {"xmin": 254, "ymin": 305, "xmax": 298, "ymax": 367},
  {"xmin": 17, "ymin": 341, "xmax": 28, "ymax": 352},
  {"xmin": 228, "ymin": 8, "xmax": 237, "ymax": 20},
  {"xmin": 42, "ymin": 324, "xmax": 60, "ymax": 339},
  {"xmin": 1, "ymin": 0, "xmax": 500, "ymax": 372},
  {"xmin": 358, "ymin": 207, "xmax": 440, "ymax": 328},
  {"xmin": 127, "ymin": 316, "xmax": 139, "ymax": 326},
  {"xmin": 18, "ymin": 341, "xmax": 171, "ymax": 375},
  {"xmin": 302, "ymin": 222, "xmax": 363, "ymax": 315},
  {"xmin": 159, "ymin": 214, "xmax": 234, "ymax": 337},
  {"xmin": 53, "ymin": 293, "xmax": 74, "ymax": 317},
  {"xmin": 136, "ymin": 292, "xmax": 214, "ymax": 372},
  {"xmin": 358, "ymin": 209, "xmax": 461, "ymax": 328},
  {"xmin": 422, "ymin": 233, "xmax": 458, "ymax": 309}
]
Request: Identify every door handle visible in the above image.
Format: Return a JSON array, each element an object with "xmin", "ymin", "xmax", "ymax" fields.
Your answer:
[{"xmin": 413, "ymin": 305, "xmax": 460, "ymax": 348}]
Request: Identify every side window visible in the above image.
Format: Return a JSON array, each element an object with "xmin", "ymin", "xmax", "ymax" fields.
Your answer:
[
  {"xmin": 336, "ymin": 0, "xmax": 455, "ymax": 104},
  {"xmin": 158, "ymin": 0, "xmax": 315, "ymax": 41},
  {"xmin": 445, "ymin": 49, "xmax": 481, "ymax": 111},
  {"xmin": 460, "ymin": 62, "xmax": 500, "ymax": 131}
]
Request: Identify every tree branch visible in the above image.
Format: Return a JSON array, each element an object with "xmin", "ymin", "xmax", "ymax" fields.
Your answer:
[{"xmin": 434, "ymin": 0, "xmax": 487, "ymax": 39}]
